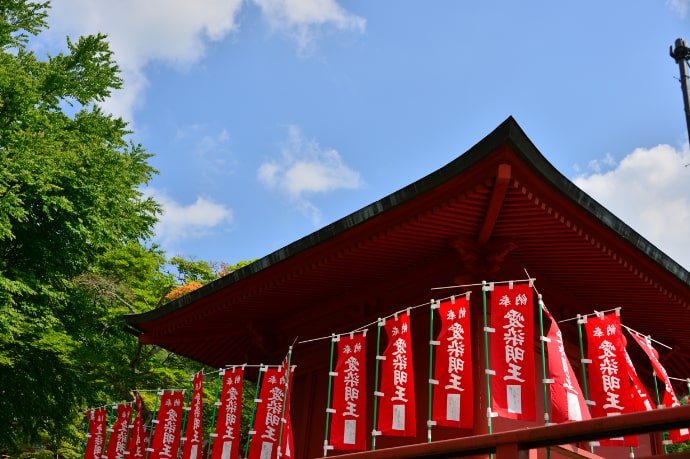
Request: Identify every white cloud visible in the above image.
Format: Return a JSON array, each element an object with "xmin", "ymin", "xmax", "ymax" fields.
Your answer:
[
  {"xmin": 41, "ymin": 0, "xmax": 364, "ymax": 120},
  {"xmin": 253, "ymin": 0, "xmax": 366, "ymax": 52},
  {"xmin": 44, "ymin": 0, "xmax": 244, "ymax": 120},
  {"xmin": 586, "ymin": 153, "xmax": 616, "ymax": 174},
  {"xmin": 149, "ymin": 190, "xmax": 234, "ymax": 247},
  {"xmin": 667, "ymin": 0, "xmax": 690, "ymax": 18},
  {"xmin": 258, "ymin": 125, "xmax": 362, "ymax": 223},
  {"xmin": 574, "ymin": 143, "xmax": 690, "ymax": 270}
]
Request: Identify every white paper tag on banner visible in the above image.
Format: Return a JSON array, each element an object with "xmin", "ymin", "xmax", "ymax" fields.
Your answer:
[
  {"xmin": 260, "ymin": 442, "xmax": 273, "ymax": 459},
  {"xmin": 221, "ymin": 441, "xmax": 232, "ymax": 459},
  {"xmin": 344, "ymin": 419, "xmax": 357, "ymax": 444},
  {"xmin": 392, "ymin": 405, "xmax": 406, "ymax": 430},
  {"xmin": 507, "ymin": 385, "xmax": 522, "ymax": 414},
  {"xmin": 567, "ymin": 392, "xmax": 582, "ymax": 421},
  {"xmin": 190, "ymin": 445, "xmax": 198, "ymax": 459},
  {"xmin": 446, "ymin": 393, "xmax": 460, "ymax": 421}
]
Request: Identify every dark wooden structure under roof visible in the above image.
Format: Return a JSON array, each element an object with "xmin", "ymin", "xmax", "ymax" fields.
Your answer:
[{"xmin": 125, "ymin": 117, "xmax": 690, "ymax": 458}]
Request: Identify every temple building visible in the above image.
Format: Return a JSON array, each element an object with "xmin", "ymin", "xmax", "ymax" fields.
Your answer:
[{"xmin": 125, "ymin": 117, "xmax": 690, "ymax": 458}]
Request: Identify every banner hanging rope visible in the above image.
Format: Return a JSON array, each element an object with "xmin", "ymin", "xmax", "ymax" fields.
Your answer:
[
  {"xmin": 622, "ymin": 324, "xmax": 672, "ymax": 350},
  {"xmin": 431, "ymin": 277, "xmax": 536, "ymax": 292}
]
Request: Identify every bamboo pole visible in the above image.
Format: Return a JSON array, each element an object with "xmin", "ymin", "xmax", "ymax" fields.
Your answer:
[
  {"xmin": 323, "ymin": 335, "xmax": 337, "ymax": 456},
  {"xmin": 277, "ymin": 347, "xmax": 294, "ymax": 459},
  {"xmin": 481, "ymin": 281, "xmax": 494, "ymax": 438},
  {"xmin": 206, "ymin": 369, "xmax": 224, "ymax": 459},
  {"xmin": 537, "ymin": 296, "xmax": 551, "ymax": 459},
  {"xmin": 371, "ymin": 318, "xmax": 384, "ymax": 451},
  {"xmin": 244, "ymin": 368, "xmax": 264, "ymax": 459},
  {"xmin": 427, "ymin": 299, "xmax": 438, "ymax": 443}
]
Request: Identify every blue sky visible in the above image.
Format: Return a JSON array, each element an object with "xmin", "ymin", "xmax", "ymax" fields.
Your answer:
[{"xmin": 36, "ymin": 0, "xmax": 690, "ymax": 269}]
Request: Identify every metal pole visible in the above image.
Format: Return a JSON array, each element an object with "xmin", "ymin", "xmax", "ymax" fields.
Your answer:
[{"xmin": 670, "ymin": 38, "xmax": 690, "ymax": 145}]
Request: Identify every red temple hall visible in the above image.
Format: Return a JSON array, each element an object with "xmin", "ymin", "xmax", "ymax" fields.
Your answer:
[{"xmin": 126, "ymin": 118, "xmax": 690, "ymax": 458}]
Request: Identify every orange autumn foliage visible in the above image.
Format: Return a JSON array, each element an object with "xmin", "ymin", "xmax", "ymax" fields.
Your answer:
[{"xmin": 165, "ymin": 281, "xmax": 203, "ymax": 301}]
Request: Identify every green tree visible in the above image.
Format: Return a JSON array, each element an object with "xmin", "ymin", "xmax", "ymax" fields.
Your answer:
[{"xmin": 0, "ymin": 0, "xmax": 159, "ymax": 452}]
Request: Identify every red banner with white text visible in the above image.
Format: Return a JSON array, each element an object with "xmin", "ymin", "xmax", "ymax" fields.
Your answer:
[
  {"xmin": 329, "ymin": 332, "xmax": 367, "ymax": 451},
  {"xmin": 544, "ymin": 309, "xmax": 590, "ymax": 423},
  {"xmin": 376, "ymin": 311, "xmax": 416, "ymax": 437},
  {"xmin": 629, "ymin": 332, "xmax": 690, "ymax": 443},
  {"xmin": 432, "ymin": 296, "xmax": 473, "ymax": 429},
  {"xmin": 211, "ymin": 367, "xmax": 245, "ymax": 459},
  {"xmin": 181, "ymin": 372, "xmax": 204, "ymax": 459},
  {"xmin": 585, "ymin": 313, "xmax": 637, "ymax": 447},
  {"xmin": 126, "ymin": 397, "xmax": 147, "ymax": 459},
  {"xmin": 248, "ymin": 365, "xmax": 293, "ymax": 459},
  {"xmin": 149, "ymin": 391, "xmax": 185, "ymax": 459},
  {"xmin": 105, "ymin": 404, "xmax": 132, "ymax": 459},
  {"xmin": 83, "ymin": 407, "xmax": 107, "ymax": 459},
  {"xmin": 489, "ymin": 283, "xmax": 536, "ymax": 421}
]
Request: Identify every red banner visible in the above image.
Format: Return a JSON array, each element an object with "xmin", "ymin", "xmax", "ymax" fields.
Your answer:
[
  {"xmin": 105, "ymin": 404, "xmax": 132, "ymax": 459},
  {"xmin": 624, "ymin": 349, "xmax": 654, "ymax": 413},
  {"xmin": 83, "ymin": 407, "xmax": 107, "ymax": 459},
  {"xmin": 376, "ymin": 311, "xmax": 416, "ymax": 437},
  {"xmin": 126, "ymin": 397, "xmax": 147, "ymax": 459},
  {"xmin": 211, "ymin": 367, "xmax": 245, "ymax": 459},
  {"xmin": 629, "ymin": 332, "xmax": 690, "ymax": 443},
  {"xmin": 585, "ymin": 313, "xmax": 637, "ymax": 447},
  {"xmin": 180, "ymin": 372, "xmax": 204, "ymax": 459},
  {"xmin": 432, "ymin": 296, "xmax": 473, "ymax": 429},
  {"xmin": 248, "ymin": 365, "xmax": 293, "ymax": 459},
  {"xmin": 544, "ymin": 310, "xmax": 590, "ymax": 423},
  {"xmin": 329, "ymin": 332, "xmax": 367, "ymax": 451},
  {"xmin": 489, "ymin": 283, "xmax": 536, "ymax": 421},
  {"xmin": 149, "ymin": 391, "xmax": 185, "ymax": 459}
]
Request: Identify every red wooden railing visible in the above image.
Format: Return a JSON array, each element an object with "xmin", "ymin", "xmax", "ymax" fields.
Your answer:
[{"xmin": 320, "ymin": 404, "xmax": 690, "ymax": 459}]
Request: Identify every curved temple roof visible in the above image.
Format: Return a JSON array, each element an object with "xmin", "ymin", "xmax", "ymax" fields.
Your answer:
[{"xmin": 125, "ymin": 117, "xmax": 690, "ymax": 381}]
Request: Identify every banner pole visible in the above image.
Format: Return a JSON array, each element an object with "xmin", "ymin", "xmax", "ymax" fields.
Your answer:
[
  {"xmin": 323, "ymin": 335, "xmax": 337, "ymax": 456},
  {"xmin": 481, "ymin": 281, "xmax": 493, "ymax": 438},
  {"xmin": 647, "ymin": 341, "xmax": 668, "ymax": 454},
  {"xmin": 576, "ymin": 316, "xmax": 595, "ymax": 454},
  {"xmin": 206, "ymin": 369, "xmax": 223, "ymax": 459},
  {"xmin": 537, "ymin": 296, "xmax": 551, "ymax": 459},
  {"xmin": 427, "ymin": 299, "xmax": 436, "ymax": 443},
  {"xmin": 102, "ymin": 403, "xmax": 115, "ymax": 459},
  {"xmin": 126, "ymin": 402, "xmax": 134, "ymax": 449},
  {"xmin": 277, "ymin": 346, "xmax": 294, "ymax": 459},
  {"xmin": 146, "ymin": 390, "xmax": 162, "ymax": 459},
  {"xmin": 244, "ymin": 366, "xmax": 264, "ymax": 459},
  {"xmin": 178, "ymin": 376, "xmax": 195, "ymax": 459},
  {"xmin": 371, "ymin": 318, "xmax": 384, "ymax": 451},
  {"xmin": 80, "ymin": 410, "xmax": 91, "ymax": 459}
]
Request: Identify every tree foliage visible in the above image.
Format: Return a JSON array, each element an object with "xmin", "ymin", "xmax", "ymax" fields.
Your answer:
[
  {"xmin": 0, "ymin": 0, "xmax": 161, "ymax": 451},
  {"xmin": 0, "ymin": 2, "xmax": 256, "ymax": 456}
]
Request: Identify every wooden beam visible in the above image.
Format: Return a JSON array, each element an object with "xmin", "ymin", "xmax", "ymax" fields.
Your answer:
[{"xmin": 478, "ymin": 163, "xmax": 511, "ymax": 243}]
